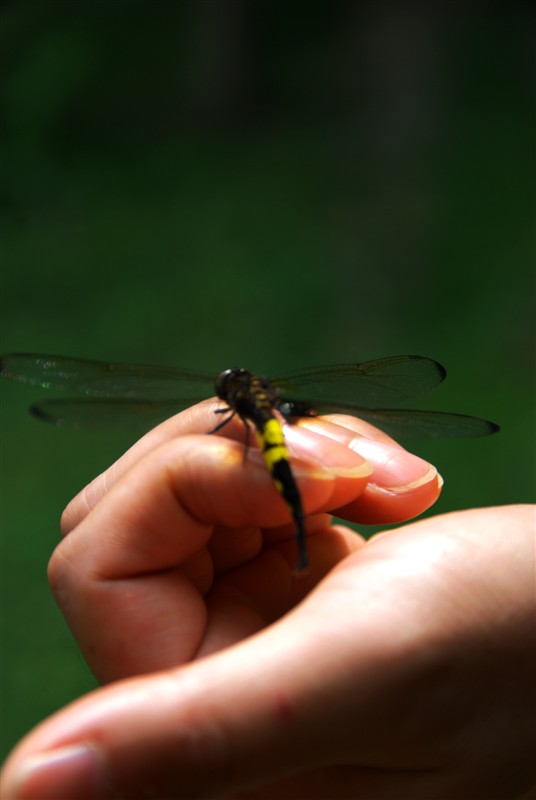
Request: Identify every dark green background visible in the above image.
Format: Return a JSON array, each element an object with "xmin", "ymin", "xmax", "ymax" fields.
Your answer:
[{"xmin": 1, "ymin": 1, "xmax": 534, "ymax": 760}]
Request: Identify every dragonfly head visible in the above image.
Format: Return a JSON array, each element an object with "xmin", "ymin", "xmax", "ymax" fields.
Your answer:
[{"xmin": 214, "ymin": 367, "xmax": 252, "ymax": 403}]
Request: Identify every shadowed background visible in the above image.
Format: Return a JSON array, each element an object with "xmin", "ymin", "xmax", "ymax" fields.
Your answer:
[{"xmin": 1, "ymin": 0, "xmax": 534, "ymax": 759}]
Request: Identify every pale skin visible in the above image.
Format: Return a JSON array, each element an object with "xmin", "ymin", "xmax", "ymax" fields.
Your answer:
[{"xmin": 1, "ymin": 401, "xmax": 534, "ymax": 799}]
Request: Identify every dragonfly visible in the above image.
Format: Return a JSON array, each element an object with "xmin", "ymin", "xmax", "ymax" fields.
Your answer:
[{"xmin": 1, "ymin": 353, "xmax": 499, "ymax": 571}]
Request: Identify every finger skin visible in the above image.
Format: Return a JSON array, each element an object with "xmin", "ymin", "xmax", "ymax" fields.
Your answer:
[{"xmin": 2, "ymin": 506, "xmax": 534, "ymax": 800}]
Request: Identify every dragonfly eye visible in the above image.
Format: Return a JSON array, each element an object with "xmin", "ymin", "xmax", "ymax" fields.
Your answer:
[{"xmin": 214, "ymin": 368, "xmax": 250, "ymax": 402}]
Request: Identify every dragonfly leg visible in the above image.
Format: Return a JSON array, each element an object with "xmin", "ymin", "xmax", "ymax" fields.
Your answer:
[
  {"xmin": 210, "ymin": 408, "xmax": 253, "ymax": 463},
  {"xmin": 209, "ymin": 407, "xmax": 235, "ymax": 433}
]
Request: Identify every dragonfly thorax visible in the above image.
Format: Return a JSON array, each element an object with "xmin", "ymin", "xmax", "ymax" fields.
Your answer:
[{"xmin": 214, "ymin": 368, "xmax": 279, "ymax": 420}]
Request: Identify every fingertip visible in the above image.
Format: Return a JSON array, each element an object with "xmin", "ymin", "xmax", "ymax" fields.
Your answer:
[
  {"xmin": 334, "ymin": 467, "xmax": 442, "ymax": 525},
  {"xmin": 294, "ymin": 416, "xmax": 442, "ymax": 524},
  {"xmin": 345, "ymin": 437, "xmax": 438, "ymax": 493}
]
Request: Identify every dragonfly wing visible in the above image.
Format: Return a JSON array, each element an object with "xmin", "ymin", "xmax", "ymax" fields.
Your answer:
[
  {"xmin": 1, "ymin": 353, "xmax": 215, "ymax": 401},
  {"xmin": 317, "ymin": 407, "xmax": 500, "ymax": 439},
  {"xmin": 275, "ymin": 355, "xmax": 447, "ymax": 408},
  {"xmin": 29, "ymin": 398, "xmax": 196, "ymax": 430}
]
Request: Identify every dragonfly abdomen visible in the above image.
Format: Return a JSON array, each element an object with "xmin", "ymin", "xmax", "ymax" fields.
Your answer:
[{"xmin": 254, "ymin": 414, "xmax": 308, "ymax": 573}]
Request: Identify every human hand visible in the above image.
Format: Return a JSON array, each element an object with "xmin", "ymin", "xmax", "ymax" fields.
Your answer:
[
  {"xmin": 3, "ymin": 403, "xmax": 532, "ymax": 799},
  {"xmin": 44, "ymin": 400, "xmax": 443, "ymax": 682}
]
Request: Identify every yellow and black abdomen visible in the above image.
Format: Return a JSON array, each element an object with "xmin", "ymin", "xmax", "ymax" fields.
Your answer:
[{"xmin": 255, "ymin": 415, "xmax": 307, "ymax": 572}]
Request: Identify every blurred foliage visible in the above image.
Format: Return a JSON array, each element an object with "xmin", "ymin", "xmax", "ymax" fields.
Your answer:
[{"xmin": 1, "ymin": 0, "xmax": 534, "ymax": 759}]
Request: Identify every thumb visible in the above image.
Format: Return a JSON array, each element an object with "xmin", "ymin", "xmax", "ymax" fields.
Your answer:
[{"xmin": 0, "ymin": 605, "xmax": 360, "ymax": 800}]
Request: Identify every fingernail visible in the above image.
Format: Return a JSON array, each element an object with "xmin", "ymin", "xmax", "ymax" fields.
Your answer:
[
  {"xmin": 347, "ymin": 437, "xmax": 437, "ymax": 491},
  {"xmin": 282, "ymin": 425, "xmax": 373, "ymax": 477},
  {"xmin": 8, "ymin": 744, "xmax": 107, "ymax": 800}
]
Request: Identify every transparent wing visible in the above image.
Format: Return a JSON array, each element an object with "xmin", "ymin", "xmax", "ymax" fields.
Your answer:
[
  {"xmin": 1, "ymin": 353, "xmax": 215, "ymax": 401},
  {"xmin": 336, "ymin": 407, "xmax": 500, "ymax": 439},
  {"xmin": 3, "ymin": 353, "xmax": 499, "ymax": 438},
  {"xmin": 274, "ymin": 355, "xmax": 447, "ymax": 408},
  {"xmin": 29, "ymin": 398, "xmax": 192, "ymax": 430}
]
